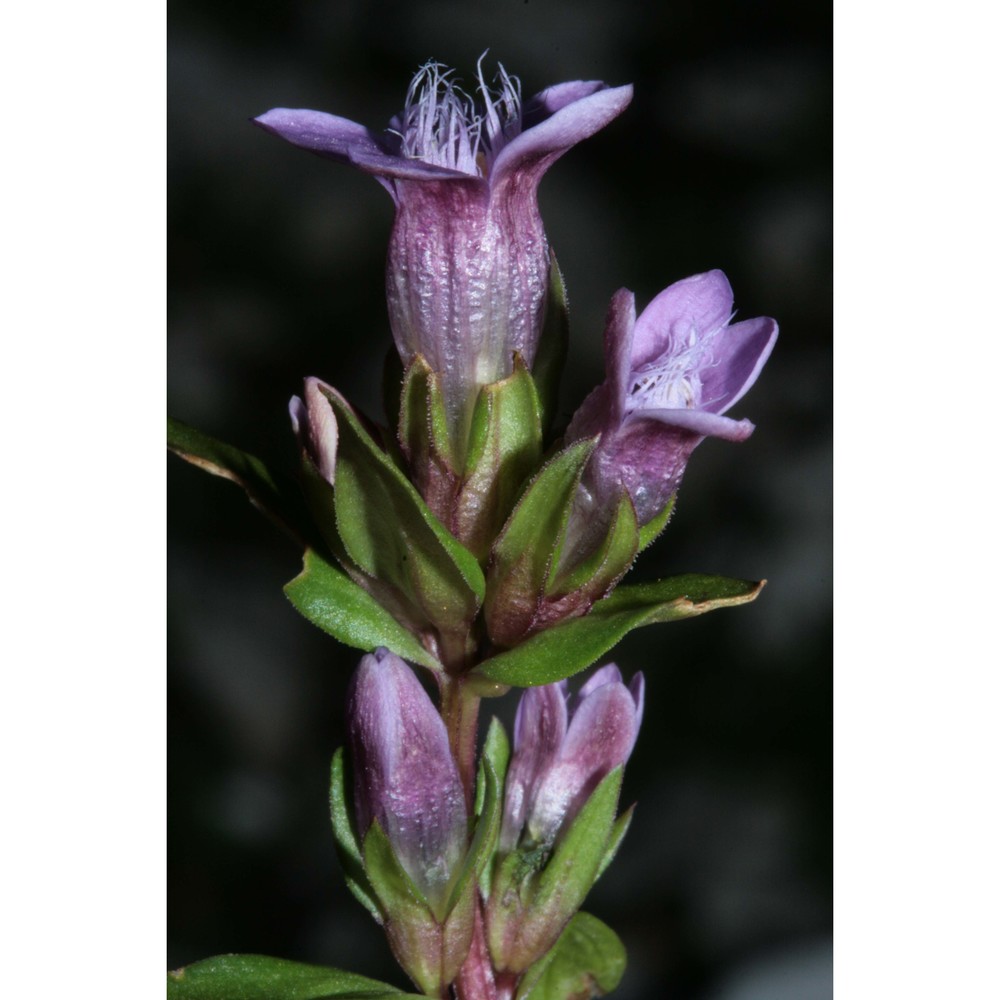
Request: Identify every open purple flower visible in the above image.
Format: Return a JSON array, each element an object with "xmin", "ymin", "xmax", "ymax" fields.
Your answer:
[
  {"xmin": 500, "ymin": 664, "xmax": 644, "ymax": 851},
  {"xmin": 566, "ymin": 269, "xmax": 778, "ymax": 526},
  {"xmin": 347, "ymin": 648, "xmax": 467, "ymax": 905},
  {"xmin": 255, "ymin": 61, "xmax": 632, "ymax": 448}
]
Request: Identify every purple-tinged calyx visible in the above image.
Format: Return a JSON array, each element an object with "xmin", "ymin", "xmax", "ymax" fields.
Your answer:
[
  {"xmin": 566, "ymin": 270, "xmax": 778, "ymax": 526},
  {"xmin": 500, "ymin": 664, "xmax": 644, "ymax": 852},
  {"xmin": 255, "ymin": 61, "xmax": 632, "ymax": 453},
  {"xmin": 347, "ymin": 648, "xmax": 467, "ymax": 906},
  {"xmin": 289, "ymin": 376, "xmax": 339, "ymax": 484}
]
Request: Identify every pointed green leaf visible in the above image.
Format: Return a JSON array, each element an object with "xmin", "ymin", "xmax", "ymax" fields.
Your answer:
[
  {"xmin": 329, "ymin": 749, "xmax": 382, "ymax": 922},
  {"xmin": 322, "ymin": 388, "xmax": 485, "ymax": 631},
  {"xmin": 397, "ymin": 357, "xmax": 460, "ymax": 519},
  {"xmin": 531, "ymin": 255, "xmax": 571, "ymax": 438},
  {"xmin": 362, "ymin": 822, "xmax": 446, "ymax": 996},
  {"xmin": 362, "ymin": 820, "xmax": 433, "ymax": 919},
  {"xmin": 477, "ymin": 718, "xmax": 512, "ymax": 899},
  {"xmin": 637, "ymin": 494, "xmax": 676, "ymax": 552},
  {"xmin": 284, "ymin": 549, "xmax": 441, "ymax": 671},
  {"xmin": 531, "ymin": 769, "xmax": 622, "ymax": 922},
  {"xmin": 456, "ymin": 358, "xmax": 544, "ymax": 560},
  {"xmin": 168, "ymin": 417, "xmax": 314, "ymax": 547},
  {"xmin": 493, "ymin": 770, "xmax": 623, "ymax": 975},
  {"xmin": 595, "ymin": 803, "xmax": 635, "ymax": 883},
  {"xmin": 477, "ymin": 717, "xmax": 511, "ymax": 814},
  {"xmin": 444, "ymin": 757, "xmax": 498, "ymax": 913},
  {"xmin": 485, "ymin": 439, "xmax": 596, "ymax": 647},
  {"xmin": 515, "ymin": 913, "xmax": 626, "ymax": 1000},
  {"xmin": 167, "ymin": 954, "xmax": 421, "ymax": 999},
  {"xmin": 399, "ymin": 356, "xmax": 454, "ymax": 470},
  {"xmin": 547, "ymin": 489, "xmax": 639, "ymax": 597},
  {"xmin": 477, "ymin": 575, "xmax": 766, "ymax": 687}
]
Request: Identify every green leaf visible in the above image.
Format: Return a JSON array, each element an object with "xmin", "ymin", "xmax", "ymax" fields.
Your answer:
[
  {"xmin": 478, "ymin": 574, "xmax": 766, "ymax": 687},
  {"xmin": 476, "ymin": 718, "xmax": 512, "ymax": 899},
  {"xmin": 446, "ymin": 756, "xmax": 503, "ymax": 912},
  {"xmin": 322, "ymin": 387, "xmax": 485, "ymax": 631},
  {"xmin": 167, "ymin": 417, "xmax": 314, "ymax": 547},
  {"xmin": 362, "ymin": 819, "xmax": 434, "ymax": 921},
  {"xmin": 547, "ymin": 489, "xmax": 639, "ymax": 597},
  {"xmin": 362, "ymin": 822, "xmax": 445, "ymax": 996},
  {"xmin": 485, "ymin": 439, "xmax": 596, "ymax": 647},
  {"xmin": 594, "ymin": 803, "xmax": 634, "ymax": 883},
  {"xmin": 515, "ymin": 913, "xmax": 626, "ymax": 1000},
  {"xmin": 397, "ymin": 356, "xmax": 460, "ymax": 517},
  {"xmin": 284, "ymin": 549, "xmax": 442, "ymax": 671},
  {"xmin": 399, "ymin": 357, "xmax": 454, "ymax": 469},
  {"xmin": 456, "ymin": 357, "xmax": 544, "ymax": 560},
  {"xmin": 530, "ymin": 769, "xmax": 622, "ymax": 925},
  {"xmin": 531, "ymin": 255, "xmax": 571, "ymax": 439},
  {"xmin": 329, "ymin": 749, "xmax": 382, "ymax": 922},
  {"xmin": 478, "ymin": 717, "xmax": 511, "ymax": 813},
  {"xmin": 488, "ymin": 771, "xmax": 624, "ymax": 975},
  {"xmin": 166, "ymin": 954, "xmax": 421, "ymax": 1000}
]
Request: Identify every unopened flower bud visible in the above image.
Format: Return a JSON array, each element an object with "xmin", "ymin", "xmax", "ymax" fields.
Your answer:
[
  {"xmin": 347, "ymin": 648, "xmax": 467, "ymax": 907},
  {"xmin": 289, "ymin": 376, "xmax": 339, "ymax": 484},
  {"xmin": 501, "ymin": 664, "xmax": 644, "ymax": 852},
  {"xmin": 487, "ymin": 665, "xmax": 644, "ymax": 974}
]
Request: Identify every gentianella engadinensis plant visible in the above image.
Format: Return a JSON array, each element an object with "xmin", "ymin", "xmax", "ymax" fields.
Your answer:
[{"xmin": 168, "ymin": 59, "xmax": 777, "ymax": 1000}]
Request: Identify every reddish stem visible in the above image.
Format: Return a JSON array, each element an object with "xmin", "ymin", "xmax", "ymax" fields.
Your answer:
[
  {"xmin": 453, "ymin": 900, "xmax": 498, "ymax": 1000},
  {"xmin": 440, "ymin": 675, "xmax": 481, "ymax": 811}
]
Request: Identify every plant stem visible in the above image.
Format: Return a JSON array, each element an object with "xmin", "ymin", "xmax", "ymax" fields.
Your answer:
[
  {"xmin": 454, "ymin": 901, "xmax": 498, "ymax": 1000},
  {"xmin": 440, "ymin": 674, "xmax": 481, "ymax": 811}
]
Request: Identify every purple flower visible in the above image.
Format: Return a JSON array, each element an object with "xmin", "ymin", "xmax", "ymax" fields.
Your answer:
[
  {"xmin": 566, "ymin": 269, "xmax": 778, "ymax": 526},
  {"xmin": 289, "ymin": 376, "xmax": 338, "ymax": 484},
  {"xmin": 347, "ymin": 648, "xmax": 467, "ymax": 905},
  {"xmin": 500, "ymin": 664, "xmax": 644, "ymax": 851},
  {"xmin": 255, "ymin": 61, "xmax": 632, "ymax": 447}
]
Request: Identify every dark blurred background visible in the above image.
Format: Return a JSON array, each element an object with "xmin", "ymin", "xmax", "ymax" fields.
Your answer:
[{"xmin": 168, "ymin": 1, "xmax": 831, "ymax": 997}]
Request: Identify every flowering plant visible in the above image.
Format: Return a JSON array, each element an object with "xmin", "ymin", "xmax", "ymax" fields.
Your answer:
[{"xmin": 168, "ymin": 59, "xmax": 776, "ymax": 1000}]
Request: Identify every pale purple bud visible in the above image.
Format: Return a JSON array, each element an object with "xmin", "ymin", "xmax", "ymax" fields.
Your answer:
[
  {"xmin": 289, "ymin": 376, "xmax": 339, "ymax": 485},
  {"xmin": 255, "ymin": 61, "xmax": 632, "ymax": 447},
  {"xmin": 567, "ymin": 271, "xmax": 778, "ymax": 526},
  {"xmin": 501, "ymin": 665, "xmax": 644, "ymax": 851},
  {"xmin": 347, "ymin": 648, "xmax": 467, "ymax": 904}
]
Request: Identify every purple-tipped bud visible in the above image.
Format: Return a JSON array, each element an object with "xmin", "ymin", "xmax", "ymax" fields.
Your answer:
[
  {"xmin": 255, "ymin": 61, "xmax": 632, "ymax": 451},
  {"xmin": 500, "ymin": 665, "xmax": 644, "ymax": 851},
  {"xmin": 566, "ymin": 271, "xmax": 778, "ymax": 531},
  {"xmin": 289, "ymin": 376, "xmax": 339, "ymax": 484},
  {"xmin": 347, "ymin": 649, "xmax": 467, "ymax": 905}
]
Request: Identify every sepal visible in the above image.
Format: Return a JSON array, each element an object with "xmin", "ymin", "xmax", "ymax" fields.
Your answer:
[
  {"xmin": 487, "ymin": 769, "xmax": 625, "ymax": 974},
  {"xmin": 455, "ymin": 355, "xmax": 544, "ymax": 560},
  {"xmin": 537, "ymin": 488, "xmax": 639, "ymax": 628},
  {"xmin": 328, "ymin": 748, "xmax": 382, "ymax": 922},
  {"xmin": 319, "ymin": 384, "xmax": 485, "ymax": 643},
  {"xmin": 484, "ymin": 439, "xmax": 595, "ymax": 647},
  {"xmin": 636, "ymin": 494, "xmax": 676, "ymax": 552},
  {"xmin": 398, "ymin": 355, "xmax": 461, "ymax": 521},
  {"xmin": 362, "ymin": 820, "xmax": 455, "ymax": 995},
  {"xmin": 531, "ymin": 255, "xmax": 571, "ymax": 440}
]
